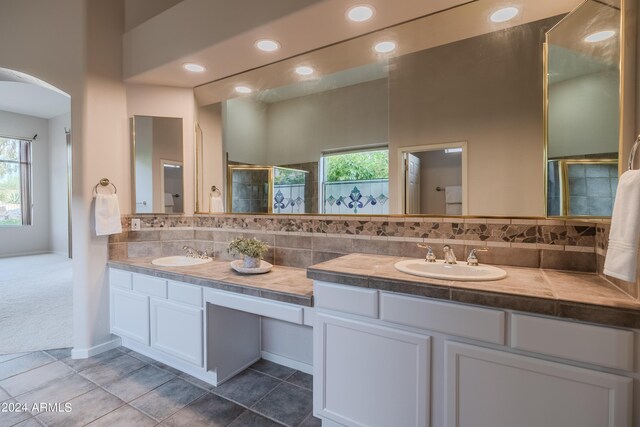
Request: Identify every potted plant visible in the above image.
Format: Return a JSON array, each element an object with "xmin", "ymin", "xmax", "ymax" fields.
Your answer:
[{"xmin": 227, "ymin": 237, "xmax": 270, "ymax": 268}]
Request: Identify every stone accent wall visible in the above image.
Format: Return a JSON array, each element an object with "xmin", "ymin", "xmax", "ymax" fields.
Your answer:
[{"xmin": 109, "ymin": 214, "xmax": 605, "ymax": 274}]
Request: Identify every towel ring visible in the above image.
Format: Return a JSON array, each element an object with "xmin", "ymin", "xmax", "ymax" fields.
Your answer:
[
  {"xmin": 94, "ymin": 178, "xmax": 117, "ymax": 195},
  {"xmin": 211, "ymin": 185, "xmax": 221, "ymax": 196},
  {"xmin": 628, "ymin": 134, "xmax": 640, "ymax": 171}
]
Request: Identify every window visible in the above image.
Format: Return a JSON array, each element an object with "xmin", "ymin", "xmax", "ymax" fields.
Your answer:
[
  {"xmin": 0, "ymin": 137, "xmax": 32, "ymax": 226},
  {"xmin": 321, "ymin": 148, "xmax": 390, "ymax": 214}
]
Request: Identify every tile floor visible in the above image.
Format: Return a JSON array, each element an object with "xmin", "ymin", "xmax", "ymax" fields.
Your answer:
[{"xmin": 0, "ymin": 347, "xmax": 321, "ymax": 427}]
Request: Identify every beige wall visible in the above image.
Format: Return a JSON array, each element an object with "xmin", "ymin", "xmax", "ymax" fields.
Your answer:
[
  {"xmin": 223, "ymin": 97, "xmax": 268, "ymax": 165},
  {"xmin": 197, "ymin": 103, "xmax": 224, "ymax": 212},
  {"xmin": 416, "ymin": 150, "xmax": 462, "ymax": 215},
  {"xmin": 265, "ymin": 79, "xmax": 389, "ymax": 165},
  {"xmin": 389, "ymin": 17, "xmax": 560, "ymax": 216},
  {"xmin": 548, "ymin": 70, "xmax": 620, "ymax": 158},
  {"xmin": 48, "ymin": 112, "xmax": 71, "ymax": 256}
]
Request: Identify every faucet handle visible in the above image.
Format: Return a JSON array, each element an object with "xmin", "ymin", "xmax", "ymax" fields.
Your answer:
[
  {"xmin": 467, "ymin": 247, "xmax": 489, "ymax": 266},
  {"xmin": 417, "ymin": 243, "xmax": 436, "ymax": 262}
]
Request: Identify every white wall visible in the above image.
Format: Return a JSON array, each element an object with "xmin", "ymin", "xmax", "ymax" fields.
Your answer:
[
  {"xmin": 48, "ymin": 112, "xmax": 71, "ymax": 256},
  {"xmin": 126, "ymin": 83, "xmax": 195, "ymax": 215},
  {"xmin": 0, "ymin": 110, "xmax": 50, "ymax": 257},
  {"xmin": 548, "ymin": 70, "xmax": 620, "ymax": 158}
]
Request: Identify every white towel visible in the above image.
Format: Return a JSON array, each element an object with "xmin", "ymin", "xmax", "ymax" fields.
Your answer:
[
  {"xmin": 210, "ymin": 194, "xmax": 224, "ymax": 213},
  {"xmin": 446, "ymin": 203, "xmax": 462, "ymax": 216},
  {"xmin": 164, "ymin": 193, "xmax": 174, "ymax": 207},
  {"xmin": 604, "ymin": 170, "xmax": 640, "ymax": 282},
  {"xmin": 95, "ymin": 193, "xmax": 122, "ymax": 236},
  {"xmin": 445, "ymin": 186, "xmax": 462, "ymax": 204}
]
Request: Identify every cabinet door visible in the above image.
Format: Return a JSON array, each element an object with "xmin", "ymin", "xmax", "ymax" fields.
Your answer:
[
  {"xmin": 445, "ymin": 342, "xmax": 632, "ymax": 427},
  {"xmin": 151, "ymin": 298, "xmax": 203, "ymax": 367},
  {"xmin": 110, "ymin": 288, "xmax": 150, "ymax": 345},
  {"xmin": 314, "ymin": 313, "xmax": 430, "ymax": 427}
]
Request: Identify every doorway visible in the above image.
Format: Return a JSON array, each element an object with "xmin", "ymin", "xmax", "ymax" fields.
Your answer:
[
  {"xmin": 398, "ymin": 142, "xmax": 467, "ymax": 215},
  {"xmin": 161, "ymin": 160, "xmax": 183, "ymax": 213}
]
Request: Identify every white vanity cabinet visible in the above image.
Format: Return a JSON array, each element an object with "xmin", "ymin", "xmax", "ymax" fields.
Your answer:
[
  {"xmin": 150, "ymin": 297, "xmax": 203, "ymax": 366},
  {"xmin": 314, "ymin": 313, "xmax": 430, "ymax": 427},
  {"xmin": 313, "ymin": 281, "xmax": 636, "ymax": 427},
  {"xmin": 109, "ymin": 270, "xmax": 205, "ymax": 372}
]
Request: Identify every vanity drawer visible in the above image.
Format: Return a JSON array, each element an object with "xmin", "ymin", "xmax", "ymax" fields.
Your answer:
[
  {"xmin": 314, "ymin": 281, "xmax": 379, "ymax": 318},
  {"xmin": 132, "ymin": 274, "xmax": 167, "ymax": 298},
  {"xmin": 380, "ymin": 292, "xmax": 505, "ymax": 345},
  {"xmin": 204, "ymin": 288, "xmax": 304, "ymax": 324},
  {"xmin": 109, "ymin": 269, "xmax": 132, "ymax": 290},
  {"xmin": 168, "ymin": 281, "xmax": 203, "ymax": 307},
  {"xmin": 511, "ymin": 314, "xmax": 634, "ymax": 371}
]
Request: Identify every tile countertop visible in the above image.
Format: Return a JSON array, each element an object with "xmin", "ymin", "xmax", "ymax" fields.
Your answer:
[
  {"xmin": 108, "ymin": 258, "xmax": 313, "ymax": 307},
  {"xmin": 306, "ymin": 253, "xmax": 640, "ymax": 329}
]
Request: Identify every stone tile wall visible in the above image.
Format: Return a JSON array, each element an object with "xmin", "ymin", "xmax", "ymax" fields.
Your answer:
[{"xmin": 109, "ymin": 215, "xmax": 604, "ymax": 274}]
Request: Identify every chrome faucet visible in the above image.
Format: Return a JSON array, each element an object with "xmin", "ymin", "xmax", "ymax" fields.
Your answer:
[
  {"xmin": 443, "ymin": 245, "xmax": 457, "ymax": 264},
  {"xmin": 182, "ymin": 245, "xmax": 212, "ymax": 259},
  {"xmin": 467, "ymin": 248, "xmax": 489, "ymax": 266},
  {"xmin": 417, "ymin": 243, "xmax": 437, "ymax": 262}
]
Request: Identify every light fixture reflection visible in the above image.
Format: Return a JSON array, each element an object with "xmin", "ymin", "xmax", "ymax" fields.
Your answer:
[
  {"xmin": 374, "ymin": 41, "xmax": 396, "ymax": 53},
  {"xmin": 584, "ymin": 30, "xmax": 615, "ymax": 43},
  {"xmin": 490, "ymin": 7, "xmax": 519, "ymax": 23},
  {"xmin": 235, "ymin": 86, "xmax": 253, "ymax": 94},
  {"xmin": 295, "ymin": 66, "xmax": 315, "ymax": 76}
]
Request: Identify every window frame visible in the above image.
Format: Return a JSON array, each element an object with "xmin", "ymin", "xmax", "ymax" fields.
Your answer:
[{"xmin": 0, "ymin": 137, "xmax": 33, "ymax": 227}]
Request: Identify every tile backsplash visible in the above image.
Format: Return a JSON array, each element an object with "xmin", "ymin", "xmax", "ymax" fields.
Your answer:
[{"xmin": 110, "ymin": 214, "xmax": 602, "ymax": 275}]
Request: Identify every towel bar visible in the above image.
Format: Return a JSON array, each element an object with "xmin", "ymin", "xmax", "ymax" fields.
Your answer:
[
  {"xmin": 211, "ymin": 185, "xmax": 222, "ymax": 196},
  {"xmin": 628, "ymin": 134, "xmax": 640, "ymax": 171},
  {"xmin": 93, "ymin": 178, "xmax": 117, "ymax": 195}
]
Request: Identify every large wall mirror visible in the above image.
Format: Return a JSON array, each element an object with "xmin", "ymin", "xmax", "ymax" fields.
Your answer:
[
  {"xmin": 195, "ymin": 0, "xmax": 629, "ymax": 217},
  {"xmin": 545, "ymin": 0, "xmax": 621, "ymax": 217},
  {"xmin": 132, "ymin": 116, "xmax": 184, "ymax": 214}
]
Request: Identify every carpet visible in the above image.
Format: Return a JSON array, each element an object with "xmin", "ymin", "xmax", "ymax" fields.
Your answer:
[{"xmin": 0, "ymin": 253, "xmax": 73, "ymax": 354}]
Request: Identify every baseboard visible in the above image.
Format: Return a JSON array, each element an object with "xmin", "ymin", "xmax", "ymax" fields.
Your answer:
[
  {"xmin": 261, "ymin": 351, "xmax": 313, "ymax": 374},
  {"xmin": 0, "ymin": 250, "xmax": 50, "ymax": 259},
  {"xmin": 71, "ymin": 337, "xmax": 121, "ymax": 359}
]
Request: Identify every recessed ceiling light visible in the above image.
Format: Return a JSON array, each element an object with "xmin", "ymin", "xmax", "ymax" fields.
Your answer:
[
  {"xmin": 490, "ymin": 7, "xmax": 519, "ymax": 23},
  {"xmin": 295, "ymin": 66, "xmax": 315, "ymax": 76},
  {"xmin": 585, "ymin": 30, "xmax": 615, "ymax": 43},
  {"xmin": 183, "ymin": 63, "xmax": 206, "ymax": 72},
  {"xmin": 346, "ymin": 5, "xmax": 375, "ymax": 22},
  {"xmin": 235, "ymin": 86, "xmax": 253, "ymax": 94},
  {"xmin": 255, "ymin": 39, "xmax": 280, "ymax": 52},
  {"xmin": 374, "ymin": 41, "xmax": 396, "ymax": 54}
]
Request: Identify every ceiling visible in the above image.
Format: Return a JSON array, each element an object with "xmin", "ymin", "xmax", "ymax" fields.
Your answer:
[
  {"xmin": 123, "ymin": 0, "xmax": 474, "ymax": 87},
  {"xmin": 0, "ymin": 68, "xmax": 70, "ymax": 119}
]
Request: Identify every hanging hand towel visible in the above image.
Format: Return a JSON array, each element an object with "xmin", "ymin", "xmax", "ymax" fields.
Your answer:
[
  {"xmin": 603, "ymin": 170, "xmax": 640, "ymax": 282},
  {"xmin": 445, "ymin": 186, "xmax": 462, "ymax": 204},
  {"xmin": 210, "ymin": 194, "xmax": 224, "ymax": 213},
  {"xmin": 95, "ymin": 193, "xmax": 122, "ymax": 236}
]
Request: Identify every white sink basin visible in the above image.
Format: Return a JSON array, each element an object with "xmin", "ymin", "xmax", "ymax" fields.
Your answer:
[
  {"xmin": 394, "ymin": 259, "xmax": 507, "ymax": 281},
  {"xmin": 151, "ymin": 256, "xmax": 213, "ymax": 267}
]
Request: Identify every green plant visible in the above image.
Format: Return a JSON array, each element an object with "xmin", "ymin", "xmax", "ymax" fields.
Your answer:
[
  {"xmin": 325, "ymin": 150, "xmax": 389, "ymax": 182},
  {"xmin": 227, "ymin": 237, "xmax": 270, "ymax": 259}
]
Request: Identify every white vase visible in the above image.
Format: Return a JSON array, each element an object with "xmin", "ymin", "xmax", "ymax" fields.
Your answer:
[{"xmin": 243, "ymin": 256, "xmax": 261, "ymax": 268}]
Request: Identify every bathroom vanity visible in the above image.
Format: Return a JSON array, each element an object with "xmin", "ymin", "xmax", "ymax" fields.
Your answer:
[
  {"xmin": 308, "ymin": 254, "xmax": 640, "ymax": 427},
  {"xmin": 107, "ymin": 258, "xmax": 314, "ymax": 386},
  {"xmin": 108, "ymin": 254, "xmax": 640, "ymax": 427}
]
